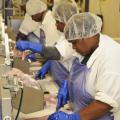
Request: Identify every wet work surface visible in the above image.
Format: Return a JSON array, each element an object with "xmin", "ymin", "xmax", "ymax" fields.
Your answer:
[{"xmin": 25, "ymin": 115, "xmax": 48, "ymax": 120}]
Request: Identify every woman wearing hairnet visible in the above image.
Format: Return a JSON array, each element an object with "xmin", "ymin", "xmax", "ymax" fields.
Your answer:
[
  {"xmin": 52, "ymin": 0, "xmax": 79, "ymax": 12},
  {"xmin": 17, "ymin": 0, "xmax": 59, "ymax": 45},
  {"xmin": 48, "ymin": 13, "xmax": 120, "ymax": 120}
]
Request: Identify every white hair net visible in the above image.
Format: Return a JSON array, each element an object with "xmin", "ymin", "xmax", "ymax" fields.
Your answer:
[
  {"xmin": 64, "ymin": 12, "xmax": 102, "ymax": 41},
  {"xmin": 53, "ymin": 2, "xmax": 78, "ymax": 24},
  {"xmin": 26, "ymin": 0, "xmax": 47, "ymax": 16}
]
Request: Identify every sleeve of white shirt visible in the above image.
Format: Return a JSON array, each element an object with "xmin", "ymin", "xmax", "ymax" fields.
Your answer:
[
  {"xmin": 95, "ymin": 58, "xmax": 120, "ymax": 111},
  {"xmin": 19, "ymin": 13, "xmax": 39, "ymax": 35},
  {"xmin": 42, "ymin": 11, "xmax": 59, "ymax": 46},
  {"xmin": 95, "ymin": 73, "xmax": 120, "ymax": 108},
  {"xmin": 55, "ymin": 36, "xmax": 75, "ymax": 61}
]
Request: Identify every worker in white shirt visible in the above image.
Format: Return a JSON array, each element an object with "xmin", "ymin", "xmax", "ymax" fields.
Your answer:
[
  {"xmin": 16, "ymin": 0, "xmax": 59, "ymax": 46},
  {"xmin": 16, "ymin": 2, "xmax": 80, "ymax": 86},
  {"xmin": 20, "ymin": 0, "xmax": 28, "ymax": 13},
  {"xmin": 52, "ymin": 0, "xmax": 79, "ymax": 12},
  {"xmin": 48, "ymin": 12, "xmax": 120, "ymax": 120}
]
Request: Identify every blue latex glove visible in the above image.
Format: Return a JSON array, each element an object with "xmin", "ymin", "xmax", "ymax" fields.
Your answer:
[
  {"xmin": 35, "ymin": 61, "xmax": 50, "ymax": 80},
  {"xmin": 16, "ymin": 40, "xmax": 43, "ymax": 53},
  {"xmin": 56, "ymin": 80, "xmax": 69, "ymax": 111},
  {"xmin": 26, "ymin": 53, "xmax": 36, "ymax": 62},
  {"xmin": 48, "ymin": 111, "xmax": 80, "ymax": 120}
]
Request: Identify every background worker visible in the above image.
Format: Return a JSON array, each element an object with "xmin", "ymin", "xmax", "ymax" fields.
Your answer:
[
  {"xmin": 15, "ymin": 2, "xmax": 81, "ymax": 86},
  {"xmin": 16, "ymin": 0, "xmax": 59, "ymax": 45}
]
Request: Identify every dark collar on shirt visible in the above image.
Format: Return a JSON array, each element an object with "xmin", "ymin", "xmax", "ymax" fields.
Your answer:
[{"xmin": 81, "ymin": 50, "xmax": 95, "ymax": 65}]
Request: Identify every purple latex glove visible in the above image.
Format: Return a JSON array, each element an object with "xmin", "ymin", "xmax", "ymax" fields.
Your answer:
[
  {"xmin": 16, "ymin": 40, "xmax": 43, "ymax": 53},
  {"xmin": 26, "ymin": 53, "xmax": 36, "ymax": 62},
  {"xmin": 35, "ymin": 60, "xmax": 50, "ymax": 80},
  {"xmin": 48, "ymin": 111, "xmax": 80, "ymax": 120},
  {"xmin": 56, "ymin": 80, "xmax": 69, "ymax": 111}
]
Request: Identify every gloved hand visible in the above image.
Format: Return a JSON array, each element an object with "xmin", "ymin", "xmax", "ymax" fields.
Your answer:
[
  {"xmin": 56, "ymin": 80, "xmax": 69, "ymax": 111},
  {"xmin": 48, "ymin": 111, "xmax": 80, "ymax": 120},
  {"xmin": 16, "ymin": 40, "xmax": 43, "ymax": 53},
  {"xmin": 35, "ymin": 60, "xmax": 50, "ymax": 80},
  {"xmin": 26, "ymin": 53, "xmax": 36, "ymax": 62}
]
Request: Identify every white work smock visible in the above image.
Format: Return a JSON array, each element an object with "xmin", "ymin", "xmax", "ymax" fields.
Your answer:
[
  {"xmin": 55, "ymin": 33, "xmax": 82, "ymax": 71},
  {"xmin": 19, "ymin": 11, "xmax": 59, "ymax": 46},
  {"xmin": 83, "ymin": 34, "xmax": 120, "ymax": 119},
  {"xmin": 19, "ymin": 13, "xmax": 39, "ymax": 36},
  {"xmin": 39, "ymin": 10, "xmax": 59, "ymax": 46}
]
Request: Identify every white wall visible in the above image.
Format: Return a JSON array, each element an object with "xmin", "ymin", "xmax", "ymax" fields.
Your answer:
[
  {"xmin": 0, "ymin": 0, "xmax": 2, "ymax": 12},
  {"xmin": 89, "ymin": 0, "xmax": 120, "ymax": 38}
]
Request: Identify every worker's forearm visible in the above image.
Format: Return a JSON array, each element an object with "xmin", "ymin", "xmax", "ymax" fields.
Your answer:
[
  {"xmin": 41, "ymin": 46, "xmax": 61, "ymax": 60},
  {"xmin": 79, "ymin": 100, "xmax": 112, "ymax": 120}
]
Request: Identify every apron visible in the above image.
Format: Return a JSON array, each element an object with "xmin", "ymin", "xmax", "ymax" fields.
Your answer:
[
  {"xmin": 27, "ymin": 28, "xmax": 45, "ymax": 44},
  {"xmin": 49, "ymin": 60, "xmax": 69, "ymax": 87},
  {"xmin": 68, "ymin": 58, "xmax": 114, "ymax": 120}
]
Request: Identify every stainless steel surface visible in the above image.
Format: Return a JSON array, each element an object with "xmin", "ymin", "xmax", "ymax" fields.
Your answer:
[{"xmin": 0, "ymin": 56, "xmax": 12, "ymax": 120}]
